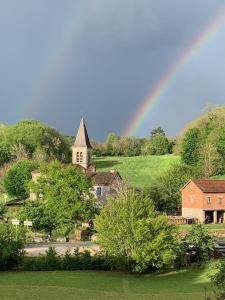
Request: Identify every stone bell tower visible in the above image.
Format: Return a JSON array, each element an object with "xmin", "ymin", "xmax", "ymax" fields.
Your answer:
[{"xmin": 72, "ymin": 118, "xmax": 93, "ymax": 169}]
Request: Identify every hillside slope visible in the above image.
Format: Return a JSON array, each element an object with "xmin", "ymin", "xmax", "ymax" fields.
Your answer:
[{"xmin": 94, "ymin": 155, "xmax": 180, "ymax": 188}]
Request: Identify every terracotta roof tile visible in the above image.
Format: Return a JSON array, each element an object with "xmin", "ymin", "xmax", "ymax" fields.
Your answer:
[{"xmin": 193, "ymin": 179, "xmax": 225, "ymax": 193}]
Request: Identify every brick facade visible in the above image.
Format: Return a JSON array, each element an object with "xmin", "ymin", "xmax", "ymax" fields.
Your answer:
[{"xmin": 182, "ymin": 180, "xmax": 225, "ymax": 223}]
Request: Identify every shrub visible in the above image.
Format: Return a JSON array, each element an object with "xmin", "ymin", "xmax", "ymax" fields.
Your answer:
[
  {"xmin": 0, "ymin": 222, "xmax": 25, "ymax": 270},
  {"xmin": 211, "ymin": 259, "xmax": 225, "ymax": 300}
]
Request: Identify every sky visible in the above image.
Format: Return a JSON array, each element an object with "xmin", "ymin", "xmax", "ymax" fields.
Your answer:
[{"xmin": 0, "ymin": 0, "xmax": 225, "ymax": 140}]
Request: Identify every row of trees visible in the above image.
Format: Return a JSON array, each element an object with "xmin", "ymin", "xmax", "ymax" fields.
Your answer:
[{"xmin": 93, "ymin": 127, "xmax": 175, "ymax": 157}]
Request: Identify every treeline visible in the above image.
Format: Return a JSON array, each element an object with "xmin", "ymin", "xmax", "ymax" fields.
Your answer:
[
  {"xmin": 93, "ymin": 127, "xmax": 175, "ymax": 157},
  {"xmin": 178, "ymin": 106, "xmax": 225, "ymax": 177}
]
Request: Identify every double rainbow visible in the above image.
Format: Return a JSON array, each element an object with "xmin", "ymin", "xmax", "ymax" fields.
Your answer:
[{"xmin": 123, "ymin": 8, "xmax": 225, "ymax": 136}]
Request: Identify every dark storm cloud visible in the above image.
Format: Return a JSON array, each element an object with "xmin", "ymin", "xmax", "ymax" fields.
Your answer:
[{"xmin": 0, "ymin": 0, "xmax": 225, "ymax": 139}]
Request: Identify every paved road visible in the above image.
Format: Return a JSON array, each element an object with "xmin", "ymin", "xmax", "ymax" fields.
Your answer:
[{"xmin": 25, "ymin": 241, "xmax": 99, "ymax": 256}]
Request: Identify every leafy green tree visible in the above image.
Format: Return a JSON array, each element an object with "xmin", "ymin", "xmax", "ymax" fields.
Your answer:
[
  {"xmin": 28, "ymin": 161, "xmax": 97, "ymax": 235},
  {"xmin": 105, "ymin": 133, "xmax": 119, "ymax": 155},
  {"xmin": 4, "ymin": 160, "xmax": 37, "ymax": 199},
  {"xmin": 0, "ymin": 120, "xmax": 71, "ymax": 162},
  {"xmin": 95, "ymin": 191, "xmax": 181, "ymax": 273},
  {"xmin": 0, "ymin": 144, "xmax": 11, "ymax": 167},
  {"xmin": 148, "ymin": 135, "xmax": 170, "ymax": 155},
  {"xmin": 20, "ymin": 201, "xmax": 59, "ymax": 237},
  {"xmin": 145, "ymin": 164, "xmax": 202, "ymax": 213},
  {"xmin": 150, "ymin": 127, "xmax": 166, "ymax": 137},
  {"xmin": 181, "ymin": 128, "xmax": 201, "ymax": 165},
  {"xmin": 211, "ymin": 259, "xmax": 225, "ymax": 300},
  {"xmin": 185, "ymin": 224, "xmax": 214, "ymax": 263}
]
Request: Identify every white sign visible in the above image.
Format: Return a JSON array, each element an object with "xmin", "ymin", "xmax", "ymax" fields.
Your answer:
[
  {"xmin": 11, "ymin": 219, "xmax": 20, "ymax": 226},
  {"xmin": 24, "ymin": 221, "xmax": 33, "ymax": 227}
]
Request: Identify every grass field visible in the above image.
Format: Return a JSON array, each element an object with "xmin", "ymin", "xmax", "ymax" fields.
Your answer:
[
  {"xmin": 94, "ymin": 155, "xmax": 180, "ymax": 188},
  {"xmin": 0, "ymin": 263, "xmax": 217, "ymax": 300},
  {"xmin": 179, "ymin": 223, "xmax": 225, "ymax": 232}
]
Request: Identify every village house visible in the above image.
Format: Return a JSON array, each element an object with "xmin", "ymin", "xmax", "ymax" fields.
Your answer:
[
  {"xmin": 182, "ymin": 179, "xmax": 225, "ymax": 223},
  {"xmin": 31, "ymin": 118, "xmax": 121, "ymax": 204}
]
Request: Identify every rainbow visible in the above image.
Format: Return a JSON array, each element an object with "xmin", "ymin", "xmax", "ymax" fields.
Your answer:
[{"xmin": 123, "ymin": 7, "xmax": 225, "ymax": 136}]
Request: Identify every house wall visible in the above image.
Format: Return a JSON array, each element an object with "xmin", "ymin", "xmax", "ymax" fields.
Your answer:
[
  {"xmin": 182, "ymin": 208, "xmax": 204, "ymax": 222},
  {"xmin": 202, "ymin": 193, "xmax": 225, "ymax": 210},
  {"xmin": 182, "ymin": 181, "xmax": 204, "ymax": 209}
]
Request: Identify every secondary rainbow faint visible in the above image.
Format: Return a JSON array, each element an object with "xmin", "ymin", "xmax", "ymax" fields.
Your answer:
[{"xmin": 123, "ymin": 7, "xmax": 225, "ymax": 137}]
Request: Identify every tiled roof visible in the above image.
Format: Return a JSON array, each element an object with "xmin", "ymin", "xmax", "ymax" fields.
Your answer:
[
  {"xmin": 193, "ymin": 179, "xmax": 225, "ymax": 193},
  {"xmin": 90, "ymin": 171, "xmax": 121, "ymax": 186}
]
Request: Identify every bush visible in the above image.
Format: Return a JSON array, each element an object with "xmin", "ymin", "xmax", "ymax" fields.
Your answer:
[
  {"xmin": 211, "ymin": 259, "xmax": 225, "ymax": 300},
  {"xmin": 23, "ymin": 247, "xmax": 131, "ymax": 272},
  {"xmin": 0, "ymin": 222, "xmax": 25, "ymax": 270}
]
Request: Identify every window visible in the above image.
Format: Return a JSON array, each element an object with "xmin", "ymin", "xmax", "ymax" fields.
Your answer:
[
  {"xmin": 76, "ymin": 152, "xmax": 83, "ymax": 163},
  {"xmin": 80, "ymin": 152, "xmax": 83, "ymax": 163},
  {"xmin": 76, "ymin": 152, "xmax": 80, "ymax": 163},
  {"xmin": 96, "ymin": 187, "xmax": 102, "ymax": 197},
  {"xmin": 207, "ymin": 197, "xmax": 211, "ymax": 204},
  {"xmin": 218, "ymin": 197, "xmax": 223, "ymax": 205}
]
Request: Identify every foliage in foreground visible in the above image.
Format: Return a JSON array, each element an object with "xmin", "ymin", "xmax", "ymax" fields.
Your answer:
[
  {"xmin": 211, "ymin": 258, "xmax": 225, "ymax": 300},
  {"xmin": 23, "ymin": 246, "xmax": 129, "ymax": 272},
  {"xmin": 0, "ymin": 222, "xmax": 25, "ymax": 270},
  {"xmin": 184, "ymin": 224, "xmax": 215, "ymax": 263},
  {"xmin": 20, "ymin": 161, "xmax": 97, "ymax": 236},
  {"xmin": 95, "ymin": 191, "xmax": 181, "ymax": 273}
]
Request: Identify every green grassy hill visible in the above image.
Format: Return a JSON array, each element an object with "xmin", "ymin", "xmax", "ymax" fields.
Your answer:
[{"xmin": 94, "ymin": 155, "xmax": 180, "ymax": 188}]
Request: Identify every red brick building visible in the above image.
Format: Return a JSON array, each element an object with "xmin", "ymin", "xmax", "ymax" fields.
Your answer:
[{"xmin": 182, "ymin": 180, "xmax": 225, "ymax": 223}]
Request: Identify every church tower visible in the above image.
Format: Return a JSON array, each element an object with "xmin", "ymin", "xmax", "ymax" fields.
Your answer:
[{"xmin": 72, "ymin": 118, "xmax": 93, "ymax": 169}]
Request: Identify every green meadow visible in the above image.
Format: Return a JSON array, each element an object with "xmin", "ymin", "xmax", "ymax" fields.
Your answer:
[
  {"xmin": 0, "ymin": 263, "xmax": 216, "ymax": 300},
  {"xmin": 94, "ymin": 155, "xmax": 180, "ymax": 188}
]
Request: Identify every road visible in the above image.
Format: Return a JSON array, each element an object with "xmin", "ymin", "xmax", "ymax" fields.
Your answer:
[{"xmin": 25, "ymin": 241, "xmax": 99, "ymax": 256}]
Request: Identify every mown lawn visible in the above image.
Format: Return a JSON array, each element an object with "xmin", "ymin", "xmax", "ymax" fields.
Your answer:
[
  {"xmin": 179, "ymin": 223, "xmax": 225, "ymax": 232},
  {"xmin": 94, "ymin": 155, "xmax": 180, "ymax": 188},
  {"xmin": 0, "ymin": 263, "xmax": 216, "ymax": 300}
]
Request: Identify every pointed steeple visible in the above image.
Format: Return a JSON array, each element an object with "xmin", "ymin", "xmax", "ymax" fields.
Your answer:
[{"xmin": 74, "ymin": 118, "xmax": 92, "ymax": 149}]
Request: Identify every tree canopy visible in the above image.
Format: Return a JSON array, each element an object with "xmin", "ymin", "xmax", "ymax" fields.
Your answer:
[
  {"xmin": 4, "ymin": 160, "xmax": 37, "ymax": 199},
  {"xmin": 22, "ymin": 161, "xmax": 97, "ymax": 236},
  {"xmin": 95, "ymin": 191, "xmax": 180, "ymax": 273},
  {"xmin": 0, "ymin": 120, "xmax": 71, "ymax": 162}
]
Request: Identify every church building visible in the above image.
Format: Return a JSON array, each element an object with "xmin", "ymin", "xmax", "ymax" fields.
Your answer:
[
  {"xmin": 31, "ymin": 118, "xmax": 121, "ymax": 204},
  {"xmin": 72, "ymin": 118, "xmax": 121, "ymax": 204}
]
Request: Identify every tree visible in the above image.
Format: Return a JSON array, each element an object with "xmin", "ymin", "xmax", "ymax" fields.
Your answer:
[
  {"xmin": 4, "ymin": 160, "xmax": 37, "ymax": 199},
  {"xmin": 105, "ymin": 133, "xmax": 119, "ymax": 155},
  {"xmin": 181, "ymin": 128, "xmax": 201, "ymax": 165},
  {"xmin": 0, "ymin": 120, "xmax": 71, "ymax": 162},
  {"xmin": 211, "ymin": 259, "xmax": 225, "ymax": 300},
  {"xmin": 184, "ymin": 224, "xmax": 214, "ymax": 263},
  {"xmin": 148, "ymin": 135, "xmax": 170, "ymax": 155},
  {"xmin": 150, "ymin": 127, "xmax": 166, "ymax": 138},
  {"xmin": 145, "ymin": 163, "xmax": 202, "ymax": 213},
  {"xmin": 95, "ymin": 191, "xmax": 181, "ymax": 273},
  {"xmin": 27, "ymin": 161, "xmax": 97, "ymax": 235},
  {"xmin": 0, "ymin": 144, "xmax": 11, "ymax": 167}
]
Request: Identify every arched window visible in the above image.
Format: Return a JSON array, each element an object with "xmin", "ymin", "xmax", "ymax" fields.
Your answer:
[
  {"xmin": 76, "ymin": 152, "xmax": 80, "ymax": 163},
  {"xmin": 80, "ymin": 152, "xmax": 83, "ymax": 162}
]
